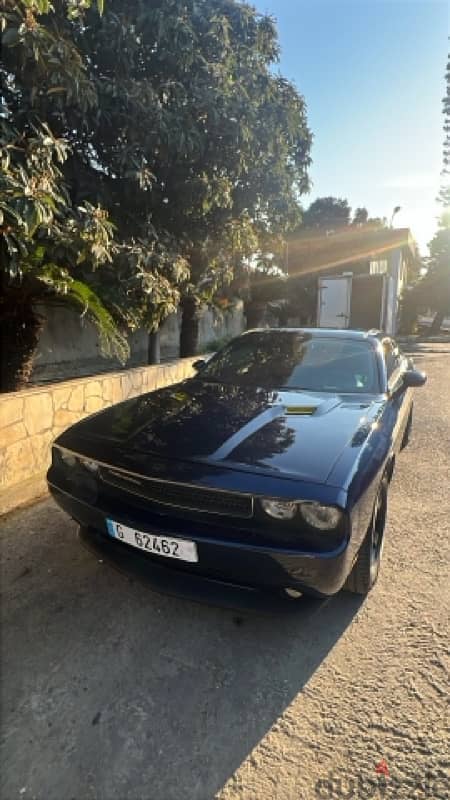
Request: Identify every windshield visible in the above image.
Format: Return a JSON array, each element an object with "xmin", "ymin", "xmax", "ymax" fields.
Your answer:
[{"xmin": 199, "ymin": 332, "xmax": 379, "ymax": 393}]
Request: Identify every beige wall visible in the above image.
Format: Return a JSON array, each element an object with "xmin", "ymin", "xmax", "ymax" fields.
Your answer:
[{"xmin": 0, "ymin": 358, "xmax": 197, "ymax": 515}]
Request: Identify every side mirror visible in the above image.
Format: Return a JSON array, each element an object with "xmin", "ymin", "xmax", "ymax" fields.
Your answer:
[
  {"xmin": 402, "ymin": 369, "xmax": 427, "ymax": 388},
  {"xmin": 192, "ymin": 359, "xmax": 206, "ymax": 371}
]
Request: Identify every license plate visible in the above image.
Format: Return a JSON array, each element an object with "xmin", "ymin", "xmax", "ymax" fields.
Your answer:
[{"xmin": 106, "ymin": 519, "xmax": 198, "ymax": 563}]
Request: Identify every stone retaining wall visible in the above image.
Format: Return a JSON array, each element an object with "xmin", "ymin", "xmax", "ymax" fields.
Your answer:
[{"xmin": 0, "ymin": 358, "xmax": 197, "ymax": 515}]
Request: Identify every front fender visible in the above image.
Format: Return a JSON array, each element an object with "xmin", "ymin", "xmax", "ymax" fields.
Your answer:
[{"xmin": 329, "ymin": 428, "xmax": 392, "ymax": 558}]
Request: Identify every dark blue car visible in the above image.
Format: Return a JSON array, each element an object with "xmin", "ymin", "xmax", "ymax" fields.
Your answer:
[{"xmin": 47, "ymin": 328, "xmax": 426, "ymax": 607}]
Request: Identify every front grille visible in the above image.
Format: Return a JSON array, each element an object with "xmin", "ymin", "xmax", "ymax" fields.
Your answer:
[{"xmin": 100, "ymin": 467, "xmax": 253, "ymax": 519}]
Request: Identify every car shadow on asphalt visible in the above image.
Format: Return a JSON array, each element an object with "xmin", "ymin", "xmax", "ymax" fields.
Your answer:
[{"xmin": 1, "ymin": 499, "xmax": 363, "ymax": 800}]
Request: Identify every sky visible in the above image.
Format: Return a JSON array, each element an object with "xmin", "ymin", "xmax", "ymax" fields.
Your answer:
[{"xmin": 252, "ymin": 0, "xmax": 449, "ymax": 254}]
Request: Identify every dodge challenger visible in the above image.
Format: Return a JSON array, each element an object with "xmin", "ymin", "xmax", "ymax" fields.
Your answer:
[{"xmin": 47, "ymin": 328, "xmax": 426, "ymax": 606}]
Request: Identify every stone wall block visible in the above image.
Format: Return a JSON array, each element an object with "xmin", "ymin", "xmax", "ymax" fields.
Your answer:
[
  {"xmin": 23, "ymin": 393, "xmax": 54, "ymax": 436},
  {"xmin": 131, "ymin": 373, "xmax": 143, "ymax": 391},
  {"xmin": 3, "ymin": 438, "xmax": 36, "ymax": 487},
  {"xmin": 102, "ymin": 380, "xmax": 113, "ymax": 403},
  {"xmin": 121, "ymin": 374, "xmax": 133, "ymax": 400},
  {"xmin": 30, "ymin": 430, "xmax": 55, "ymax": 472},
  {"xmin": 1, "ymin": 397, "xmax": 23, "ymax": 427},
  {"xmin": 54, "ymin": 409, "xmax": 84, "ymax": 428},
  {"xmin": 53, "ymin": 386, "xmax": 72, "ymax": 412},
  {"xmin": 0, "ymin": 421, "xmax": 27, "ymax": 449},
  {"xmin": 85, "ymin": 396, "xmax": 105, "ymax": 414},
  {"xmin": 84, "ymin": 381, "xmax": 102, "ymax": 399},
  {"xmin": 67, "ymin": 384, "xmax": 85, "ymax": 412},
  {"xmin": 111, "ymin": 378, "xmax": 123, "ymax": 405}
]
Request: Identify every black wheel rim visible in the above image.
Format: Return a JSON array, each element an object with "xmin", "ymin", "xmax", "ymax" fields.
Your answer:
[{"xmin": 370, "ymin": 486, "xmax": 387, "ymax": 583}]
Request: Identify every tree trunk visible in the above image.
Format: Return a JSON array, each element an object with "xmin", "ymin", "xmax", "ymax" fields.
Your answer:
[
  {"xmin": 429, "ymin": 309, "xmax": 445, "ymax": 335},
  {"xmin": 147, "ymin": 330, "xmax": 160, "ymax": 364},
  {"xmin": 180, "ymin": 297, "xmax": 200, "ymax": 357},
  {"xmin": 244, "ymin": 300, "xmax": 265, "ymax": 329},
  {"xmin": 0, "ymin": 297, "xmax": 44, "ymax": 392},
  {"xmin": 277, "ymin": 304, "xmax": 291, "ymax": 327}
]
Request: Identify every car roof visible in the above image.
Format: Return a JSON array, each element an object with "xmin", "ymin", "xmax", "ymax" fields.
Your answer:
[{"xmin": 242, "ymin": 327, "xmax": 382, "ymax": 341}]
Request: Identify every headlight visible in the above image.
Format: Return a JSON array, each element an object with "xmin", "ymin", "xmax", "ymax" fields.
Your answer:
[
  {"xmin": 54, "ymin": 448, "xmax": 99, "ymax": 475},
  {"xmin": 260, "ymin": 498, "xmax": 298, "ymax": 520},
  {"xmin": 79, "ymin": 457, "xmax": 99, "ymax": 474},
  {"xmin": 300, "ymin": 503, "xmax": 342, "ymax": 530},
  {"xmin": 56, "ymin": 448, "xmax": 77, "ymax": 468}
]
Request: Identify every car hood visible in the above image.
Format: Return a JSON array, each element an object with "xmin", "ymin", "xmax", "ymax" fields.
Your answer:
[{"xmin": 61, "ymin": 379, "xmax": 385, "ymax": 485}]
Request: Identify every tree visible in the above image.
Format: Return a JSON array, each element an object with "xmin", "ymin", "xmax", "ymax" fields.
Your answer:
[
  {"xmin": 0, "ymin": 0, "xmax": 136, "ymax": 390},
  {"xmin": 0, "ymin": 109, "xmax": 129, "ymax": 391},
  {"xmin": 300, "ymin": 199, "xmax": 386, "ymax": 232},
  {"xmin": 302, "ymin": 197, "xmax": 351, "ymax": 229},
  {"xmin": 2, "ymin": 0, "xmax": 312, "ymax": 376},
  {"xmin": 403, "ymin": 53, "xmax": 450, "ymax": 335},
  {"xmin": 424, "ymin": 53, "xmax": 450, "ymax": 334},
  {"xmin": 352, "ymin": 207, "xmax": 369, "ymax": 225},
  {"xmin": 365, "ymin": 216, "xmax": 388, "ymax": 229},
  {"xmin": 140, "ymin": 2, "xmax": 311, "ymax": 355},
  {"xmin": 241, "ymin": 265, "xmax": 288, "ymax": 329},
  {"xmin": 285, "ymin": 275, "xmax": 317, "ymax": 325},
  {"xmin": 0, "ymin": 0, "xmax": 199, "ymax": 379},
  {"xmin": 438, "ymin": 54, "xmax": 450, "ymax": 206},
  {"xmin": 421, "ymin": 213, "xmax": 450, "ymax": 334},
  {"xmin": 424, "ymin": 52, "xmax": 450, "ymax": 334}
]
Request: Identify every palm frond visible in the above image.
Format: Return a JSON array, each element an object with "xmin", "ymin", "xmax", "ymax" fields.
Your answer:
[{"xmin": 38, "ymin": 265, "xmax": 130, "ymax": 365}]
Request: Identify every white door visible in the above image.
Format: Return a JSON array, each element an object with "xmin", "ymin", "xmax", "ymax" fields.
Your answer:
[{"xmin": 318, "ymin": 276, "xmax": 352, "ymax": 328}]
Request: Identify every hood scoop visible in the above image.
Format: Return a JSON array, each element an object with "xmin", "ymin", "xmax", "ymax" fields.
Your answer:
[
  {"xmin": 284, "ymin": 405, "xmax": 317, "ymax": 416},
  {"xmin": 279, "ymin": 395, "xmax": 342, "ymax": 417}
]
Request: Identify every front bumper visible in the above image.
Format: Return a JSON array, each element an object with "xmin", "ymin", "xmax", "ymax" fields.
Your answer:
[{"xmin": 49, "ymin": 481, "xmax": 353, "ymax": 603}]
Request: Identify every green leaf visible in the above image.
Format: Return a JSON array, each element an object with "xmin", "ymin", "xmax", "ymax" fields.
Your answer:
[
  {"xmin": 97, "ymin": 0, "xmax": 104, "ymax": 15},
  {"xmin": 2, "ymin": 27, "xmax": 19, "ymax": 46}
]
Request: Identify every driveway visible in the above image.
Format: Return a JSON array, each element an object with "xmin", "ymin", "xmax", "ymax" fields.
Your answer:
[{"xmin": 1, "ymin": 345, "xmax": 449, "ymax": 800}]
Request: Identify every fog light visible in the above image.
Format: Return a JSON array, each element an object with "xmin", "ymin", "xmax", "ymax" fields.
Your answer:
[{"xmin": 261, "ymin": 498, "xmax": 298, "ymax": 520}]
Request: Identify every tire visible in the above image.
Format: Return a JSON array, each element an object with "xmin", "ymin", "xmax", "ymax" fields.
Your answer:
[
  {"xmin": 344, "ymin": 476, "xmax": 388, "ymax": 595},
  {"xmin": 401, "ymin": 406, "xmax": 413, "ymax": 450}
]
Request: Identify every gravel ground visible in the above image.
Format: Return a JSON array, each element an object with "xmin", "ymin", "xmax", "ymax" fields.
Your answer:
[{"xmin": 1, "ymin": 345, "xmax": 449, "ymax": 800}]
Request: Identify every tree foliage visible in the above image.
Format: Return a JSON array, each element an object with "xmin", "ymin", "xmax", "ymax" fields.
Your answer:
[
  {"xmin": 0, "ymin": 103, "xmax": 130, "ymax": 389},
  {"xmin": 402, "ymin": 52, "xmax": 450, "ymax": 334},
  {"xmin": 300, "ymin": 197, "xmax": 387, "ymax": 232},
  {"xmin": 1, "ymin": 0, "xmax": 124, "ymax": 389},
  {"xmin": 1, "ymin": 0, "xmax": 312, "ymax": 379},
  {"xmin": 438, "ymin": 54, "xmax": 450, "ymax": 207},
  {"xmin": 425, "ymin": 52, "xmax": 450, "ymax": 333},
  {"xmin": 352, "ymin": 207, "xmax": 369, "ymax": 225},
  {"xmin": 302, "ymin": 197, "xmax": 351, "ymax": 229},
  {"xmin": 427, "ymin": 212, "xmax": 450, "ymax": 293}
]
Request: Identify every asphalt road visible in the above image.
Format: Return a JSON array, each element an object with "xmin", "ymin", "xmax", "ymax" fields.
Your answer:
[{"xmin": 1, "ymin": 344, "xmax": 449, "ymax": 800}]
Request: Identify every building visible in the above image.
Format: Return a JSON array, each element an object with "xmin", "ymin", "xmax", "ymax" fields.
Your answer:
[{"xmin": 286, "ymin": 226, "xmax": 418, "ymax": 334}]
